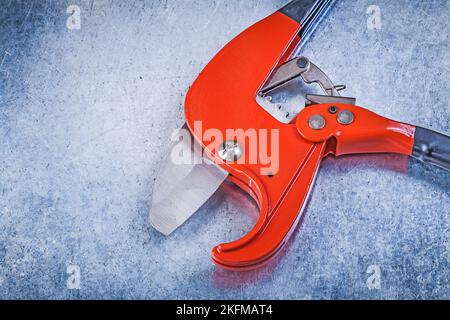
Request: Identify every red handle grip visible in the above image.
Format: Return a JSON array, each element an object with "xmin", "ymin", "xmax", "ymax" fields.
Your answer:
[
  {"xmin": 296, "ymin": 103, "xmax": 416, "ymax": 157},
  {"xmin": 212, "ymin": 141, "xmax": 326, "ymax": 270}
]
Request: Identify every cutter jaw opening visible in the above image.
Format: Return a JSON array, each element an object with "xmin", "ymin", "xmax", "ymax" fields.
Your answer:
[{"xmin": 256, "ymin": 56, "xmax": 355, "ymax": 124}]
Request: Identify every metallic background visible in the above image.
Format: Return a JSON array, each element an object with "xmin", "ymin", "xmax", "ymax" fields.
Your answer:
[{"xmin": 0, "ymin": 0, "xmax": 448, "ymax": 299}]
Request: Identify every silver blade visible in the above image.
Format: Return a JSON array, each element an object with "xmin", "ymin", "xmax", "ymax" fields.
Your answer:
[{"xmin": 150, "ymin": 124, "xmax": 228, "ymax": 235}]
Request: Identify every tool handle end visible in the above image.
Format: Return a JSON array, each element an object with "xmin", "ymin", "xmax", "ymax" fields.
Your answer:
[{"xmin": 412, "ymin": 126, "xmax": 450, "ymax": 171}]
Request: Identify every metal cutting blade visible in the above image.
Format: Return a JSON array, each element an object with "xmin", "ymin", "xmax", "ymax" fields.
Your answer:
[{"xmin": 149, "ymin": 125, "xmax": 228, "ymax": 235}]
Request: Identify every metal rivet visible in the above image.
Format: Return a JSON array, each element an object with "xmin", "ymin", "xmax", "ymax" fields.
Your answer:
[
  {"xmin": 308, "ymin": 115, "xmax": 326, "ymax": 130},
  {"xmin": 218, "ymin": 141, "xmax": 243, "ymax": 162},
  {"xmin": 420, "ymin": 143, "xmax": 430, "ymax": 154},
  {"xmin": 328, "ymin": 106, "xmax": 338, "ymax": 114},
  {"xmin": 337, "ymin": 110, "xmax": 354, "ymax": 125},
  {"xmin": 297, "ymin": 57, "xmax": 309, "ymax": 69}
]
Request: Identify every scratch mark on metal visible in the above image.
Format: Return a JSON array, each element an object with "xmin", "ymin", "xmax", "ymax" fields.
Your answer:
[
  {"xmin": 0, "ymin": 51, "xmax": 11, "ymax": 71},
  {"xmin": 19, "ymin": 1, "xmax": 34, "ymax": 31}
]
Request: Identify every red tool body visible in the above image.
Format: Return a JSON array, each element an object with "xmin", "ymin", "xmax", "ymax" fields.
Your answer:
[{"xmin": 184, "ymin": 10, "xmax": 449, "ymax": 270}]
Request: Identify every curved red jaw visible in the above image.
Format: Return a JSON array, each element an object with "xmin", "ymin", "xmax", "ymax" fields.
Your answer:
[{"xmin": 185, "ymin": 12, "xmax": 316, "ymax": 270}]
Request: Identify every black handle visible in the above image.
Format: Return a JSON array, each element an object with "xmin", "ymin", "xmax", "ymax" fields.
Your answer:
[
  {"xmin": 280, "ymin": 0, "xmax": 322, "ymax": 24},
  {"xmin": 279, "ymin": 0, "xmax": 335, "ymax": 41},
  {"xmin": 412, "ymin": 127, "xmax": 450, "ymax": 171}
]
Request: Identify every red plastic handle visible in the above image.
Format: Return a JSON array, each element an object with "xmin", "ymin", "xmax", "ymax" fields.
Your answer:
[
  {"xmin": 211, "ymin": 141, "xmax": 326, "ymax": 270},
  {"xmin": 210, "ymin": 102, "xmax": 416, "ymax": 270},
  {"xmin": 295, "ymin": 103, "xmax": 416, "ymax": 157}
]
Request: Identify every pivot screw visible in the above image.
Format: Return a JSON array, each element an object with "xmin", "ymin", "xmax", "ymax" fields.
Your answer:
[
  {"xmin": 337, "ymin": 110, "xmax": 354, "ymax": 125},
  {"xmin": 218, "ymin": 140, "xmax": 243, "ymax": 162},
  {"xmin": 308, "ymin": 115, "xmax": 326, "ymax": 130}
]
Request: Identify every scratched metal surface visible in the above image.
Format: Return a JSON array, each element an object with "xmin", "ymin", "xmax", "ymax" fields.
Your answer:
[{"xmin": 0, "ymin": 0, "xmax": 448, "ymax": 299}]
